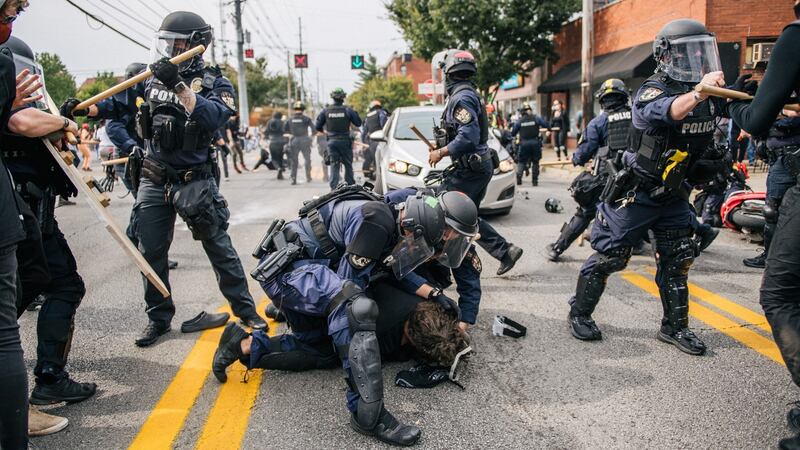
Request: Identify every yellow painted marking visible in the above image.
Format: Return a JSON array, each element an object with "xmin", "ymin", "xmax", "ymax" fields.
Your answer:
[
  {"xmin": 128, "ymin": 307, "xmax": 229, "ymax": 450},
  {"xmin": 194, "ymin": 300, "xmax": 274, "ymax": 450},
  {"xmin": 643, "ymin": 268, "xmax": 771, "ymax": 334},
  {"xmin": 621, "ymin": 272, "xmax": 785, "ymax": 366}
]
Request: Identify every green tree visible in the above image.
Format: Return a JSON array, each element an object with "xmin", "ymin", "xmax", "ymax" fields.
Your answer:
[
  {"xmin": 349, "ymin": 75, "xmax": 418, "ymax": 115},
  {"xmin": 386, "ymin": 0, "xmax": 580, "ymax": 94},
  {"xmin": 38, "ymin": 52, "xmax": 76, "ymax": 105},
  {"xmin": 76, "ymin": 71, "xmax": 118, "ymax": 100},
  {"xmin": 355, "ymin": 53, "xmax": 381, "ymax": 88}
]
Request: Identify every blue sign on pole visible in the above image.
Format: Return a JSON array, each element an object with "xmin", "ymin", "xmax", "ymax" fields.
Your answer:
[{"xmin": 500, "ymin": 74, "xmax": 524, "ymax": 90}]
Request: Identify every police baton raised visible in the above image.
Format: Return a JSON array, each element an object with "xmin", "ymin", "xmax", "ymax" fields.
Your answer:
[
  {"xmin": 101, "ymin": 156, "xmax": 129, "ymax": 166},
  {"xmin": 408, "ymin": 124, "xmax": 436, "ymax": 151},
  {"xmin": 694, "ymin": 84, "xmax": 800, "ymax": 113},
  {"xmin": 73, "ymin": 45, "xmax": 206, "ymax": 111}
]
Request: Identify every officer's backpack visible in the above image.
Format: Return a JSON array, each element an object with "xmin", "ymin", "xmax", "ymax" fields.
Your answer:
[{"xmin": 298, "ymin": 183, "xmax": 383, "ymax": 218}]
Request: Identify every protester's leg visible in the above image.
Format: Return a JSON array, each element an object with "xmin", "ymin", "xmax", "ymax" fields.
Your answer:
[{"xmin": 0, "ymin": 245, "xmax": 28, "ymax": 449}]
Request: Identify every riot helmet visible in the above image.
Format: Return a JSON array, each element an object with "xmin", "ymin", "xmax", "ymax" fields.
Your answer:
[
  {"xmin": 436, "ymin": 191, "xmax": 479, "ymax": 269},
  {"xmin": 387, "ymin": 192, "xmax": 446, "ymax": 279},
  {"xmin": 545, "ymin": 198, "xmax": 563, "ymax": 213},
  {"xmin": 153, "ymin": 11, "xmax": 212, "ymax": 75},
  {"xmin": 125, "ymin": 62, "xmax": 147, "ymax": 79},
  {"xmin": 0, "ymin": 35, "xmax": 46, "ymax": 109},
  {"xmin": 521, "ymin": 102, "xmax": 532, "ymax": 113},
  {"xmin": 330, "ymin": 87, "xmax": 346, "ymax": 102},
  {"xmin": 293, "ymin": 101, "xmax": 305, "ymax": 111},
  {"xmin": 440, "ymin": 49, "xmax": 477, "ymax": 78},
  {"xmin": 595, "ymin": 78, "xmax": 629, "ymax": 110},
  {"xmin": 653, "ymin": 19, "xmax": 721, "ymax": 83}
]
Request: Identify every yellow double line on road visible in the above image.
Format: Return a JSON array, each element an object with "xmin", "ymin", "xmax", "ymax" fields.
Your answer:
[
  {"xmin": 621, "ymin": 270, "xmax": 784, "ymax": 365},
  {"xmin": 129, "ymin": 299, "xmax": 274, "ymax": 450}
]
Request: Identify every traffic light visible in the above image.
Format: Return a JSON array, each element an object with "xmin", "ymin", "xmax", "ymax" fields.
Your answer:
[
  {"xmin": 244, "ymin": 48, "xmax": 254, "ymax": 58},
  {"xmin": 294, "ymin": 54, "xmax": 308, "ymax": 69},
  {"xmin": 351, "ymin": 54, "xmax": 365, "ymax": 70}
]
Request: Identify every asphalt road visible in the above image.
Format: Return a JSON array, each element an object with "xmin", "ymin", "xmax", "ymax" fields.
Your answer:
[{"xmin": 19, "ymin": 150, "xmax": 794, "ymax": 449}]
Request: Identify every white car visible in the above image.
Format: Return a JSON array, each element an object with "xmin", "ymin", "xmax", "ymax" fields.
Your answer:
[{"xmin": 371, "ymin": 105, "xmax": 516, "ymax": 215}]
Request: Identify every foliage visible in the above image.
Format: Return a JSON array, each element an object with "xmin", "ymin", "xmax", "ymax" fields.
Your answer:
[
  {"xmin": 386, "ymin": 0, "xmax": 580, "ymax": 94},
  {"xmin": 37, "ymin": 52, "xmax": 76, "ymax": 105},
  {"xmin": 349, "ymin": 75, "xmax": 418, "ymax": 115},
  {"xmin": 355, "ymin": 53, "xmax": 381, "ymax": 88},
  {"xmin": 76, "ymin": 71, "xmax": 118, "ymax": 100}
]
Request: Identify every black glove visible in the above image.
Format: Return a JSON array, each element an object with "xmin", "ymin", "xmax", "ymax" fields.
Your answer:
[
  {"xmin": 150, "ymin": 57, "xmax": 180, "ymax": 90},
  {"xmin": 60, "ymin": 98, "xmax": 86, "ymax": 120},
  {"xmin": 428, "ymin": 290, "xmax": 461, "ymax": 320},
  {"xmin": 395, "ymin": 364, "xmax": 449, "ymax": 389},
  {"xmin": 731, "ymin": 74, "xmax": 758, "ymax": 96}
]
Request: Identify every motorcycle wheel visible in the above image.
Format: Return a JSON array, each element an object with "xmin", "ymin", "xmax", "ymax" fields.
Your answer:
[{"xmin": 731, "ymin": 209, "xmax": 765, "ymax": 231}]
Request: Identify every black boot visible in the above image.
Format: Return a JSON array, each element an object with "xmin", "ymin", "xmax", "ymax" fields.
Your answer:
[
  {"xmin": 212, "ymin": 323, "xmax": 250, "ymax": 383},
  {"xmin": 264, "ymin": 303, "xmax": 286, "ymax": 322},
  {"xmin": 496, "ymin": 244, "xmax": 523, "ymax": 276},
  {"xmin": 350, "ymin": 406, "xmax": 422, "ymax": 446},
  {"xmin": 241, "ymin": 313, "xmax": 268, "ymax": 330},
  {"xmin": 31, "ymin": 370, "xmax": 96, "ymax": 405},
  {"xmin": 780, "ymin": 435, "xmax": 800, "ymax": 450},
  {"xmin": 546, "ymin": 243, "xmax": 562, "ymax": 262},
  {"xmin": 277, "ymin": 170, "xmax": 284, "ymax": 180},
  {"xmin": 291, "ymin": 178, "xmax": 297, "ymax": 185},
  {"xmin": 135, "ymin": 321, "xmax": 170, "ymax": 347},
  {"xmin": 658, "ymin": 283, "xmax": 706, "ymax": 355},
  {"xmin": 168, "ymin": 259, "xmax": 179, "ymax": 270},
  {"xmin": 743, "ymin": 250, "xmax": 767, "ymax": 268},
  {"xmin": 788, "ymin": 402, "xmax": 800, "ymax": 434},
  {"xmin": 516, "ymin": 175, "xmax": 522, "ymax": 186},
  {"xmin": 568, "ymin": 275, "xmax": 604, "ymax": 341}
]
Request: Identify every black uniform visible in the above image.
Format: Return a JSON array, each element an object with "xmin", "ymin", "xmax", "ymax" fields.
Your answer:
[
  {"xmin": 510, "ymin": 111, "xmax": 548, "ymax": 185},
  {"xmin": 284, "ymin": 111, "xmax": 314, "ymax": 183},
  {"xmin": 315, "ymin": 102, "xmax": 362, "ymax": 190},
  {"xmin": 265, "ymin": 113, "xmax": 286, "ymax": 179},
  {"xmin": 360, "ymin": 105, "xmax": 388, "ymax": 180}
]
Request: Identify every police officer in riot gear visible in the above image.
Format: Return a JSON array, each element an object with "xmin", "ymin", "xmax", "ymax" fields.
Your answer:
[
  {"xmin": 510, "ymin": 101, "xmax": 548, "ymax": 186},
  {"xmin": 429, "ymin": 49, "xmax": 523, "ymax": 276},
  {"xmin": 316, "ymin": 88, "xmax": 362, "ymax": 190},
  {"xmin": 361, "ymin": 99, "xmax": 388, "ymax": 180},
  {"xmin": 727, "ymin": 2, "xmax": 800, "ymax": 446},
  {"xmin": 546, "ymin": 79, "xmax": 632, "ymax": 261},
  {"xmin": 566, "ymin": 19, "xmax": 727, "ymax": 355},
  {"xmin": 213, "ymin": 186, "xmax": 477, "ymax": 446},
  {"xmin": 62, "ymin": 11, "xmax": 266, "ymax": 346},
  {"xmin": 284, "ymin": 101, "xmax": 314, "ymax": 184},
  {"xmin": 265, "ymin": 110, "xmax": 286, "ymax": 179}
]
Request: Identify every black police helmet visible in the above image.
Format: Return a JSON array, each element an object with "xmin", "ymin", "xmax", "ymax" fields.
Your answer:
[
  {"xmin": 440, "ymin": 49, "xmax": 477, "ymax": 77},
  {"xmin": 0, "ymin": 36, "xmax": 33, "ymax": 60},
  {"xmin": 330, "ymin": 88, "xmax": 346, "ymax": 101},
  {"xmin": 545, "ymin": 198, "xmax": 563, "ymax": 213},
  {"xmin": 653, "ymin": 19, "xmax": 712, "ymax": 62},
  {"xmin": 439, "ymin": 191, "xmax": 479, "ymax": 237},
  {"xmin": 401, "ymin": 192, "xmax": 447, "ymax": 248},
  {"xmin": 159, "ymin": 11, "xmax": 213, "ymax": 47},
  {"xmin": 595, "ymin": 78, "xmax": 629, "ymax": 101},
  {"xmin": 125, "ymin": 62, "xmax": 147, "ymax": 79}
]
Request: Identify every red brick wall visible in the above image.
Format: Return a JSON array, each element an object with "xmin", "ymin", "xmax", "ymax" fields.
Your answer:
[
  {"xmin": 707, "ymin": 0, "xmax": 794, "ymax": 65},
  {"xmin": 385, "ymin": 56, "xmax": 432, "ymax": 102}
]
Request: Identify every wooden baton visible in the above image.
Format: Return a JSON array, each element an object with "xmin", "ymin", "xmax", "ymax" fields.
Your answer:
[
  {"xmin": 101, "ymin": 156, "xmax": 129, "ymax": 166},
  {"xmin": 408, "ymin": 124, "xmax": 436, "ymax": 150},
  {"xmin": 694, "ymin": 84, "xmax": 800, "ymax": 113}
]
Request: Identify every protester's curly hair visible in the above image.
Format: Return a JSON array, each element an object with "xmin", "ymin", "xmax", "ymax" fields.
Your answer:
[{"xmin": 406, "ymin": 301, "xmax": 470, "ymax": 367}]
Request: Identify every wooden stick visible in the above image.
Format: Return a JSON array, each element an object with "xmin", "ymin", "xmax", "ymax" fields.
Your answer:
[
  {"xmin": 408, "ymin": 124, "xmax": 436, "ymax": 150},
  {"xmin": 540, "ymin": 160, "xmax": 581, "ymax": 167},
  {"xmin": 694, "ymin": 84, "xmax": 800, "ymax": 113},
  {"xmin": 44, "ymin": 94, "xmax": 170, "ymax": 298},
  {"xmin": 74, "ymin": 45, "xmax": 206, "ymax": 111},
  {"xmin": 101, "ymin": 156, "xmax": 129, "ymax": 166},
  {"xmin": 45, "ymin": 95, "xmax": 78, "ymax": 145}
]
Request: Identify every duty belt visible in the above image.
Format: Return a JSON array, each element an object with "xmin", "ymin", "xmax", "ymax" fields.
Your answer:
[
  {"xmin": 454, "ymin": 151, "xmax": 492, "ymax": 170},
  {"xmin": 142, "ymin": 157, "xmax": 213, "ymax": 185}
]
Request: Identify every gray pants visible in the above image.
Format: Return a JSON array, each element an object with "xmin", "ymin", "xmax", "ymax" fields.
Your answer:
[
  {"xmin": 288, "ymin": 137, "xmax": 312, "ymax": 181},
  {"xmin": 133, "ymin": 179, "xmax": 257, "ymax": 325},
  {"xmin": 0, "ymin": 245, "xmax": 27, "ymax": 449}
]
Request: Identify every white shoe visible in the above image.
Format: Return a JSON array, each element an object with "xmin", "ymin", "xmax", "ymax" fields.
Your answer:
[{"xmin": 28, "ymin": 406, "xmax": 69, "ymax": 436}]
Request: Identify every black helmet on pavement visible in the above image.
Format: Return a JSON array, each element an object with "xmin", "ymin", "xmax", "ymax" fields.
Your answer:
[
  {"xmin": 440, "ymin": 49, "xmax": 477, "ymax": 78},
  {"xmin": 545, "ymin": 198, "xmax": 563, "ymax": 213},
  {"xmin": 388, "ymin": 192, "xmax": 447, "ymax": 279},
  {"xmin": 652, "ymin": 19, "xmax": 720, "ymax": 83},
  {"xmin": 330, "ymin": 88, "xmax": 346, "ymax": 101},
  {"xmin": 154, "ymin": 11, "xmax": 212, "ymax": 75},
  {"xmin": 125, "ymin": 62, "xmax": 147, "ymax": 79}
]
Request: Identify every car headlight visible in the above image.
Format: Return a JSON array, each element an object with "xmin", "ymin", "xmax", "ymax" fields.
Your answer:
[
  {"xmin": 498, "ymin": 158, "xmax": 515, "ymax": 173},
  {"xmin": 388, "ymin": 159, "xmax": 422, "ymax": 176}
]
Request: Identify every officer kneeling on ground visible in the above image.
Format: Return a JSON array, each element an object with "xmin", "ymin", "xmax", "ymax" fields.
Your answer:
[
  {"xmin": 213, "ymin": 185, "xmax": 478, "ymax": 446},
  {"xmin": 61, "ymin": 11, "xmax": 266, "ymax": 347},
  {"xmin": 566, "ymin": 19, "xmax": 727, "ymax": 355}
]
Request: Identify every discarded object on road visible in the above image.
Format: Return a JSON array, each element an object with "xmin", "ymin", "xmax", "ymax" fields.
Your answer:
[
  {"xmin": 492, "ymin": 315, "xmax": 527, "ymax": 338},
  {"xmin": 545, "ymin": 197, "xmax": 564, "ymax": 213}
]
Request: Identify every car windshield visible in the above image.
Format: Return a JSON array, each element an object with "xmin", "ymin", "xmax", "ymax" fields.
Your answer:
[{"xmin": 393, "ymin": 109, "xmax": 442, "ymax": 140}]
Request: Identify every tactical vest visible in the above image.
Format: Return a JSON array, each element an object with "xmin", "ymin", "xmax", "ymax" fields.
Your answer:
[
  {"xmin": 517, "ymin": 114, "xmax": 541, "ymax": 140},
  {"xmin": 144, "ymin": 68, "xmax": 216, "ymax": 168},
  {"xmin": 441, "ymin": 83, "xmax": 488, "ymax": 146},
  {"xmin": 325, "ymin": 104, "xmax": 350, "ymax": 134},
  {"xmin": 289, "ymin": 114, "xmax": 309, "ymax": 137},
  {"xmin": 266, "ymin": 118, "xmax": 283, "ymax": 139},
  {"xmin": 606, "ymin": 108, "xmax": 632, "ymax": 152},
  {"xmin": 631, "ymin": 74, "xmax": 715, "ymax": 179},
  {"xmin": 364, "ymin": 108, "xmax": 383, "ymax": 134}
]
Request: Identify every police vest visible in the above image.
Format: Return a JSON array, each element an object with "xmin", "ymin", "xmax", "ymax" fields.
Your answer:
[
  {"xmin": 325, "ymin": 105, "xmax": 350, "ymax": 134},
  {"xmin": 364, "ymin": 108, "xmax": 383, "ymax": 134},
  {"xmin": 145, "ymin": 68, "xmax": 216, "ymax": 168},
  {"xmin": 289, "ymin": 114, "xmax": 310, "ymax": 137},
  {"xmin": 605, "ymin": 108, "xmax": 631, "ymax": 152},
  {"xmin": 441, "ymin": 83, "xmax": 488, "ymax": 146},
  {"xmin": 631, "ymin": 74, "xmax": 715, "ymax": 177},
  {"xmin": 517, "ymin": 114, "xmax": 541, "ymax": 140}
]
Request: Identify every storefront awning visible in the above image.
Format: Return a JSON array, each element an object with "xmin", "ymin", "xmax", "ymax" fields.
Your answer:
[{"xmin": 538, "ymin": 43, "xmax": 656, "ymax": 93}]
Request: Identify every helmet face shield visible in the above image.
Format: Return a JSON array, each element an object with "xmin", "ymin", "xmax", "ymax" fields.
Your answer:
[
  {"xmin": 387, "ymin": 232, "xmax": 435, "ymax": 279},
  {"xmin": 663, "ymin": 35, "xmax": 721, "ymax": 82},
  {"xmin": 152, "ymin": 31, "xmax": 195, "ymax": 70},
  {"xmin": 436, "ymin": 227, "xmax": 475, "ymax": 268}
]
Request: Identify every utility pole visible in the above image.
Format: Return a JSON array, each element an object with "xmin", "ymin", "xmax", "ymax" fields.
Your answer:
[
  {"xmin": 219, "ymin": 0, "xmax": 227, "ymax": 63},
  {"xmin": 298, "ymin": 17, "xmax": 306, "ymax": 105},
  {"xmin": 580, "ymin": 0, "xmax": 594, "ymax": 129},
  {"xmin": 233, "ymin": 0, "xmax": 249, "ymax": 129},
  {"xmin": 316, "ymin": 67, "xmax": 320, "ymax": 114},
  {"xmin": 286, "ymin": 50, "xmax": 292, "ymax": 113}
]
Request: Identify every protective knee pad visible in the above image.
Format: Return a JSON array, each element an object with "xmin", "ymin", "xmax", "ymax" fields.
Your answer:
[
  {"xmin": 592, "ymin": 248, "xmax": 632, "ymax": 276},
  {"xmin": 654, "ymin": 232, "xmax": 696, "ymax": 330},
  {"xmin": 347, "ymin": 294, "xmax": 383, "ymax": 429},
  {"xmin": 764, "ymin": 197, "xmax": 780, "ymax": 225}
]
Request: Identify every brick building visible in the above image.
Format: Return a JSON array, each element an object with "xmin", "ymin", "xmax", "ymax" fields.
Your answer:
[
  {"xmin": 535, "ymin": 0, "xmax": 795, "ymax": 146},
  {"xmin": 383, "ymin": 52, "xmax": 432, "ymax": 103}
]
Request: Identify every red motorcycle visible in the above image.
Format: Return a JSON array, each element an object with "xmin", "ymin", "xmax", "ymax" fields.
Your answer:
[{"xmin": 721, "ymin": 189, "xmax": 766, "ymax": 234}]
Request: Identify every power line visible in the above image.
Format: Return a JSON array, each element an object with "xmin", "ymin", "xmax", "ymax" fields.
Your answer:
[
  {"xmin": 102, "ymin": 0, "xmax": 157, "ymax": 31},
  {"xmin": 83, "ymin": 0, "xmax": 152, "ymax": 42},
  {"xmin": 135, "ymin": 0, "xmax": 164, "ymax": 22},
  {"xmin": 63, "ymin": 0, "xmax": 149, "ymax": 49},
  {"xmin": 254, "ymin": 0, "xmax": 290, "ymax": 50}
]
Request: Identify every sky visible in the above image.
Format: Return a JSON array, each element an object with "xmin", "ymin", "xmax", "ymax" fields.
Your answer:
[{"xmin": 14, "ymin": 0, "xmax": 408, "ymax": 102}]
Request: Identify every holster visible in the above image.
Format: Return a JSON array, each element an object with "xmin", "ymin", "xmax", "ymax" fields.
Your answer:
[
  {"xmin": 600, "ymin": 162, "xmax": 636, "ymax": 204},
  {"xmin": 172, "ymin": 178, "xmax": 229, "ymax": 241},
  {"xmin": 252, "ymin": 218, "xmax": 286, "ymax": 259},
  {"xmin": 250, "ymin": 226, "xmax": 305, "ymax": 283},
  {"xmin": 141, "ymin": 157, "xmax": 168, "ymax": 185}
]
